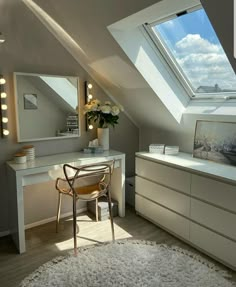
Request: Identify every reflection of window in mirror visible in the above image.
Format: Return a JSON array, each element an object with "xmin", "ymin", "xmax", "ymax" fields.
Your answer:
[{"xmin": 14, "ymin": 73, "xmax": 80, "ymax": 142}]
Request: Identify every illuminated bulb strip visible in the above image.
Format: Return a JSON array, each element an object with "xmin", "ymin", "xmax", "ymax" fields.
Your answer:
[
  {"xmin": 1, "ymin": 104, "xmax": 7, "ymax": 110},
  {"xmin": 2, "ymin": 117, "xmax": 8, "ymax": 123},
  {"xmin": 88, "ymin": 124, "xmax": 93, "ymax": 130},
  {"xmin": 3, "ymin": 129, "xmax": 9, "ymax": 136},
  {"xmin": 0, "ymin": 78, "xmax": 6, "ymax": 85},
  {"xmin": 88, "ymin": 94, "xmax": 93, "ymax": 100},
  {"xmin": 87, "ymin": 83, "xmax": 92, "ymax": 89},
  {"xmin": 1, "ymin": 92, "xmax": 6, "ymax": 98}
]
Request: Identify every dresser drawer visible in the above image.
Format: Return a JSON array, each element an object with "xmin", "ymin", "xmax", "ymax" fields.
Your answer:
[
  {"xmin": 191, "ymin": 198, "xmax": 236, "ymax": 241},
  {"xmin": 136, "ymin": 157, "xmax": 191, "ymax": 194},
  {"xmin": 191, "ymin": 174, "xmax": 236, "ymax": 212},
  {"xmin": 190, "ymin": 222, "xmax": 236, "ymax": 269},
  {"xmin": 135, "ymin": 176, "xmax": 190, "ymax": 217},
  {"xmin": 135, "ymin": 194, "xmax": 189, "ymax": 240}
]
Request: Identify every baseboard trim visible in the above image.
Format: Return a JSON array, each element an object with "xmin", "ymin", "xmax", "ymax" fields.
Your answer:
[
  {"xmin": 0, "ymin": 208, "xmax": 88, "ymax": 237},
  {"xmin": 25, "ymin": 207, "xmax": 87, "ymax": 230}
]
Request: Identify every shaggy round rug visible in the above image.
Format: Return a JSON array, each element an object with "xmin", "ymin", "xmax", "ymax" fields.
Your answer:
[{"xmin": 20, "ymin": 241, "xmax": 236, "ymax": 287}]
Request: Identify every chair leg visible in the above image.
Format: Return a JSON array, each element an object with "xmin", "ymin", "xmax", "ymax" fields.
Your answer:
[
  {"xmin": 107, "ymin": 190, "xmax": 115, "ymax": 242},
  {"xmin": 56, "ymin": 192, "xmax": 62, "ymax": 233},
  {"xmin": 95, "ymin": 198, "xmax": 98, "ymax": 222},
  {"xmin": 73, "ymin": 194, "xmax": 78, "ymax": 256}
]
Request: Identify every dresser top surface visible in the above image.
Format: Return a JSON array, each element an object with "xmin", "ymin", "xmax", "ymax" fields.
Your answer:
[{"xmin": 136, "ymin": 152, "xmax": 236, "ymax": 183}]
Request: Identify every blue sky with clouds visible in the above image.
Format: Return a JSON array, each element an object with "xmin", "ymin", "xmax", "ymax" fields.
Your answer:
[{"xmin": 153, "ymin": 8, "xmax": 236, "ymax": 92}]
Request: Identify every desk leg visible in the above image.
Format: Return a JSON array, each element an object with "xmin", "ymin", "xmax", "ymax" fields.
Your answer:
[
  {"xmin": 111, "ymin": 158, "xmax": 125, "ymax": 217},
  {"xmin": 8, "ymin": 168, "xmax": 25, "ymax": 253}
]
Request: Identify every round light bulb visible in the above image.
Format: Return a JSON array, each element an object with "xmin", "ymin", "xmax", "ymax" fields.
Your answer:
[
  {"xmin": 87, "ymin": 83, "xmax": 92, "ymax": 89},
  {"xmin": 88, "ymin": 124, "xmax": 93, "ymax": 130},
  {"xmin": 2, "ymin": 117, "xmax": 8, "ymax": 123},
  {"xmin": 0, "ymin": 78, "xmax": 6, "ymax": 85},
  {"xmin": 3, "ymin": 129, "xmax": 9, "ymax": 136},
  {"xmin": 88, "ymin": 94, "xmax": 93, "ymax": 100},
  {"xmin": 1, "ymin": 92, "xmax": 6, "ymax": 98},
  {"xmin": 1, "ymin": 104, "xmax": 7, "ymax": 110}
]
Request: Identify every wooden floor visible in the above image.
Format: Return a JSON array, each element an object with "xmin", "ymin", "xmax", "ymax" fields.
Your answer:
[{"xmin": 0, "ymin": 207, "xmax": 235, "ymax": 287}]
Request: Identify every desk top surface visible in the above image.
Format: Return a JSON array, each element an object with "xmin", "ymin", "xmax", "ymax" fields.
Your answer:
[
  {"xmin": 136, "ymin": 151, "xmax": 236, "ymax": 184},
  {"xmin": 7, "ymin": 150, "xmax": 125, "ymax": 172}
]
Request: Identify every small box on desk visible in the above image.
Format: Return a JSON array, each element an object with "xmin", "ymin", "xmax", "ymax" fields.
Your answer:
[{"xmin": 87, "ymin": 197, "xmax": 118, "ymax": 221}]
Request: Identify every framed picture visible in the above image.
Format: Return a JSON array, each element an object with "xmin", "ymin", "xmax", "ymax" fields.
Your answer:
[
  {"xmin": 24, "ymin": 93, "xmax": 37, "ymax": 110},
  {"xmin": 193, "ymin": 120, "xmax": 236, "ymax": 166}
]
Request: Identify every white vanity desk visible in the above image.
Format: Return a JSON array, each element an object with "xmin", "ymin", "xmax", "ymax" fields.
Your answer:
[{"xmin": 7, "ymin": 150, "xmax": 125, "ymax": 254}]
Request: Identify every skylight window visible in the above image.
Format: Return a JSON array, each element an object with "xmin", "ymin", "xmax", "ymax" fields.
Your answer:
[{"xmin": 147, "ymin": 7, "xmax": 236, "ymax": 98}]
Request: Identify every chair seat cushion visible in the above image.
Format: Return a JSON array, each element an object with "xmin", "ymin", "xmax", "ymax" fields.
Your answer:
[
  {"xmin": 75, "ymin": 183, "xmax": 101, "ymax": 200},
  {"xmin": 58, "ymin": 183, "xmax": 103, "ymax": 200}
]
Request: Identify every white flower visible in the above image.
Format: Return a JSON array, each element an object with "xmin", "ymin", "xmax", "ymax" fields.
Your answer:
[
  {"xmin": 117, "ymin": 104, "xmax": 124, "ymax": 112},
  {"xmin": 90, "ymin": 103, "xmax": 98, "ymax": 111},
  {"xmin": 111, "ymin": 105, "xmax": 120, "ymax": 116},
  {"xmin": 91, "ymin": 99, "xmax": 101, "ymax": 106},
  {"xmin": 83, "ymin": 104, "xmax": 92, "ymax": 114},
  {"xmin": 101, "ymin": 105, "xmax": 111, "ymax": 114},
  {"xmin": 105, "ymin": 101, "xmax": 111, "ymax": 105}
]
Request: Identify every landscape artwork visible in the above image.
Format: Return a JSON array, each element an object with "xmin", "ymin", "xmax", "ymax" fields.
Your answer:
[{"xmin": 193, "ymin": 120, "xmax": 236, "ymax": 166}]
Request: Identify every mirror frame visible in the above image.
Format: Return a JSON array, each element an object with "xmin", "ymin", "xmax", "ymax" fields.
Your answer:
[{"xmin": 14, "ymin": 72, "xmax": 80, "ymax": 142}]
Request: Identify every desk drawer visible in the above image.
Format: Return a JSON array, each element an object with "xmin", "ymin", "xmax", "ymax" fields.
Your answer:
[
  {"xmin": 135, "ymin": 194, "xmax": 189, "ymax": 240},
  {"xmin": 191, "ymin": 198, "xmax": 236, "ymax": 241},
  {"xmin": 191, "ymin": 174, "xmax": 236, "ymax": 212},
  {"xmin": 190, "ymin": 222, "xmax": 236, "ymax": 269},
  {"xmin": 135, "ymin": 176, "xmax": 190, "ymax": 217},
  {"xmin": 136, "ymin": 157, "xmax": 190, "ymax": 194}
]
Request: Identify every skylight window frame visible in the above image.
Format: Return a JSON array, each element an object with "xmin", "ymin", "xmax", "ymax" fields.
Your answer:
[{"xmin": 144, "ymin": 4, "xmax": 236, "ymax": 101}]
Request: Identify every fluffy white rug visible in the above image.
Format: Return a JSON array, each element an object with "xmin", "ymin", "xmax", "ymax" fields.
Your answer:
[{"xmin": 20, "ymin": 241, "xmax": 236, "ymax": 287}]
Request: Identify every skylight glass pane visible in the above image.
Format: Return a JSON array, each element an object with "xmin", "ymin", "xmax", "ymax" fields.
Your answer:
[{"xmin": 152, "ymin": 8, "xmax": 236, "ymax": 94}]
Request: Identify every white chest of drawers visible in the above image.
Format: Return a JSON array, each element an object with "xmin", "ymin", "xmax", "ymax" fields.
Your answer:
[{"xmin": 135, "ymin": 152, "xmax": 236, "ymax": 270}]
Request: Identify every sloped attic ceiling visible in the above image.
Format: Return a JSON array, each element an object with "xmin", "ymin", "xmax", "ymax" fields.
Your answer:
[
  {"xmin": 0, "ymin": 0, "xmax": 179, "ymax": 131},
  {"xmin": 0, "ymin": 0, "xmax": 83, "ymax": 74},
  {"xmin": 1, "ymin": 0, "xmax": 233, "ymax": 134}
]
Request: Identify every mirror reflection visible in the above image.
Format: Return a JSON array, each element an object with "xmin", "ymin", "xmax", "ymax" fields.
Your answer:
[{"xmin": 14, "ymin": 73, "xmax": 80, "ymax": 142}]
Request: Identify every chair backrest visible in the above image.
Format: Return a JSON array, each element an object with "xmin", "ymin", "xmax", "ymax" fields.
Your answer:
[{"xmin": 63, "ymin": 160, "xmax": 114, "ymax": 197}]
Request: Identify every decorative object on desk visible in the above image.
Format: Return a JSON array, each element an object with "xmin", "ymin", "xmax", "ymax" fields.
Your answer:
[
  {"xmin": 14, "ymin": 153, "xmax": 27, "ymax": 164},
  {"xmin": 193, "ymin": 120, "xmax": 236, "ymax": 166},
  {"xmin": 20, "ymin": 240, "xmax": 236, "ymax": 287},
  {"xmin": 164, "ymin": 145, "xmax": 179, "ymax": 155},
  {"xmin": 97, "ymin": 127, "xmax": 109, "ymax": 150},
  {"xmin": 0, "ymin": 75, "xmax": 9, "ymax": 137},
  {"xmin": 84, "ymin": 98, "xmax": 123, "ymax": 150},
  {"xmin": 22, "ymin": 145, "xmax": 35, "ymax": 161},
  {"xmin": 149, "ymin": 144, "xmax": 165, "ymax": 154},
  {"xmin": 84, "ymin": 139, "xmax": 103, "ymax": 153}
]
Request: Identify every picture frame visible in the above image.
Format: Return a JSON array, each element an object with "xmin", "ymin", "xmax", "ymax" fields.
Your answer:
[
  {"xmin": 193, "ymin": 120, "xmax": 236, "ymax": 166},
  {"xmin": 24, "ymin": 93, "xmax": 37, "ymax": 110}
]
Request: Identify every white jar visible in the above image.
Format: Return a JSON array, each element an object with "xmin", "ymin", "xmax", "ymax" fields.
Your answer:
[{"xmin": 14, "ymin": 153, "xmax": 27, "ymax": 164}]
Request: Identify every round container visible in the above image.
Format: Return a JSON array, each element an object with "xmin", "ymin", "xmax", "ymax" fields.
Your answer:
[
  {"xmin": 14, "ymin": 153, "xmax": 27, "ymax": 164},
  {"xmin": 22, "ymin": 145, "xmax": 35, "ymax": 161}
]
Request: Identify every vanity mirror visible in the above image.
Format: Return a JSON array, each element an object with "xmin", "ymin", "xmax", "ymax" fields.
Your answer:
[{"xmin": 14, "ymin": 72, "xmax": 80, "ymax": 142}]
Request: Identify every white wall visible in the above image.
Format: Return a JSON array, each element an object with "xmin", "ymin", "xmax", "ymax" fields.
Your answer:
[{"xmin": 0, "ymin": 0, "xmax": 142, "ymax": 234}]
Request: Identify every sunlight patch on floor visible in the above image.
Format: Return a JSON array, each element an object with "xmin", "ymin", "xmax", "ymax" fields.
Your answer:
[{"xmin": 55, "ymin": 216, "xmax": 132, "ymax": 251}]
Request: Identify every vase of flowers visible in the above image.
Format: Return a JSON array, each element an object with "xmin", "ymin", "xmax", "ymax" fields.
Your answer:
[{"xmin": 84, "ymin": 99, "xmax": 123, "ymax": 150}]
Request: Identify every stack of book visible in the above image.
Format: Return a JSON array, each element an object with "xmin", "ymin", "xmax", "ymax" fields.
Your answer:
[
  {"xmin": 164, "ymin": 146, "xmax": 179, "ymax": 155},
  {"xmin": 149, "ymin": 144, "xmax": 165, "ymax": 154}
]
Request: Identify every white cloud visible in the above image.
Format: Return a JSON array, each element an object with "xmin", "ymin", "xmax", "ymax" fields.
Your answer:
[
  {"xmin": 176, "ymin": 34, "xmax": 221, "ymax": 54},
  {"xmin": 172, "ymin": 34, "xmax": 236, "ymax": 91}
]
